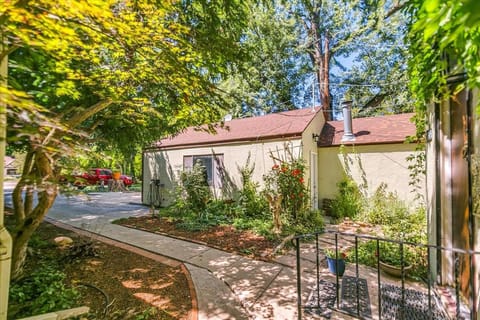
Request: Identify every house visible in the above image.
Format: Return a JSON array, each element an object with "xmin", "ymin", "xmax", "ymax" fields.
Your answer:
[
  {"xmin": 142, "ymin": 106, "xmax": 421, "ymax": 209},
  {"xmin": 143, "ymin": 107, "xmax": 324, "ymax": 207},
  {"xmin": 425, "ymin": 76, "xmax": 480, "ymax": 311},
  {"xmin": 317, "ymin": 112, "xmax": 419, "ymax": 204},
  {"xmin": 4, "ymin": 156, "xmax": 17, "ymax": 176}
]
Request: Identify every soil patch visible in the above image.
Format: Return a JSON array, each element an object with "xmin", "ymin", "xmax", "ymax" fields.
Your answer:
[
  {"xmin": 115, "ymin": 216, "xmax": 280, "ymax": 260},
  {"xmin": 6, "ymin": 212, "xmax": 192, "ymax": 320}
]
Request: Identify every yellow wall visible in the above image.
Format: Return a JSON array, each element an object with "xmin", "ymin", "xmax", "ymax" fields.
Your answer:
[
  {"xmin": 143, "ymin": 138, "xmax": 303, "ymax": 206},
  {"xmin": 143, "ymin": 111, "xmax": 325, "ymax": 206},
  {"xmin": 317, "ymin": 143, "xmax": 424, "ymax": 205}
]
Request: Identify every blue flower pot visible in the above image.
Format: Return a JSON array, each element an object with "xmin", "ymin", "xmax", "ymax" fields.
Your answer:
[{"xmin": 327, "ymin": 257, "xmax": 346, "ymax": 276}]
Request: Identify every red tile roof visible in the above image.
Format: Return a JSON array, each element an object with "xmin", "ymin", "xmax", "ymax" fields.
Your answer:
[
  {"xmin": 154, "ymin": 108, "xmax": 321, "ymax": 149},
  {"xmin": 317, "ymin": 113, "xmax": 416, "ymax": 147}
]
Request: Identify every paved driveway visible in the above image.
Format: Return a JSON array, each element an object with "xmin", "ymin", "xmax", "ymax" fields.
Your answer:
[{"xmin": 4, "ymin": 181, "xmax": 150, "ymax": 227}]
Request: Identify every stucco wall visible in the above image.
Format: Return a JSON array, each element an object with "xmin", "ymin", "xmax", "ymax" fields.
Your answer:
[
  {"xmin": 143, "ymin": 138, "xmax": 303, "ymax": 206},
  {"xmin": 317, "ymin": 143, "xmax": 424, "ymax": 205},
  {"xmin": 142, "ymin": 111, "xmax": 325, "ymax": 207}
]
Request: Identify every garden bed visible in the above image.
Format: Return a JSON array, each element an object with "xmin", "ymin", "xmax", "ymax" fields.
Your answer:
[
  {"xmin": 114, "ymin": 216, "xmax": 280, "ymax": 260},
  {"xmin": 6, "ymin": 212, "xmax": 193, "ymax": 320}
]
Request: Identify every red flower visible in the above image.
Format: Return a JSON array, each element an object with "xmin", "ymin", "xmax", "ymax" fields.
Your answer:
[
  {"xmin": 299, "ymin": 177, "xmax": 304, "ymax": 183},
  {"xmin": 292, "ymin": 169, "xmax": 301, "ymax": 176},
  {"xmin": 272, "ymin": 164, "xmax": 279, "ymax": 170}
]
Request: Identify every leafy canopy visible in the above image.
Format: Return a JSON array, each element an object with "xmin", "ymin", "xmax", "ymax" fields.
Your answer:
[{"xmin": 408, "ymin": 0, "xmax": 480, "ymax": 109}]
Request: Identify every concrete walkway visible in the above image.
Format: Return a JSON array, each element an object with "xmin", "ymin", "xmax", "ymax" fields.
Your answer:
[
  {"xmin": 2, "ymin": 185, "xmax": 318, "ymax": 320},
  {"xmin": 8, "ymin": 185, "xmax": 440, "ymax": 320},
  {"xmin": 46, "ymin": 215, "xmax": 319, "ymax": 320},
  {"xmin": 6, "ymin": 185, "xmax": 446, "ymax": 320}
]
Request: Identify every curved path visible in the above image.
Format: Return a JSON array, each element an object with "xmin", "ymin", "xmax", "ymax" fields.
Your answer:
[{"xmin": 4, "ymin": 183, "xmax": 318, "ymax": 320}]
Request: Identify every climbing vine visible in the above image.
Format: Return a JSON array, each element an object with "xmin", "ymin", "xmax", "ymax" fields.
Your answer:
[
  {"xmin": 408, "ymin": 0, "xmax": 480, "ymax": 113},
  {"xmin": 406, "ymin": 1, "xmax": 480, "ymax": 203}
]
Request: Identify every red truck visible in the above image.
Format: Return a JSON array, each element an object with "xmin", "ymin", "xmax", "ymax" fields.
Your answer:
[{"xmin": 74, "ymin": 168, "xmax": 134, "ymax": 188}]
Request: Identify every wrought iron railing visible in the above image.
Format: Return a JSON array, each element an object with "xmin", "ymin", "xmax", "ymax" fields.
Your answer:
[{"xmin": 294, "ymin": 230, "xmax": 480, "ymax": 320}]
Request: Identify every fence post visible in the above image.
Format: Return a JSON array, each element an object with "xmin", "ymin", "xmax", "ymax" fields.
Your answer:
[{"xmin": 296, "ymin": 237, "xmax": 302, "ymax": 320}]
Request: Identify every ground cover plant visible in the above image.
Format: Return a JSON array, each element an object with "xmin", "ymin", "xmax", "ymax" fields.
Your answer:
[{"xmin": 6, "ymin": 211, "xmax": 192, "ymax": 320}]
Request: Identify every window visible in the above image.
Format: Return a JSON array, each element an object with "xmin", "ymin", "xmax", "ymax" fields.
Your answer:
[{"xmin": 183, "ymin": 154, "xmax": 224, "ymax": 187}]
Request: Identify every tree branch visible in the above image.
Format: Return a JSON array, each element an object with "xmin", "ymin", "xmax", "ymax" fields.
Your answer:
[
  {"xmin": 65, "ymin": 99, "xmax": 113, "ymax": 129},
  {"xmin": 384, "ymin": 1, "xmax": 407, "ymax": 19}
]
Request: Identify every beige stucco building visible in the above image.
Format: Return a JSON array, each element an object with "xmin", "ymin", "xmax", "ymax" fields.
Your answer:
[
  {"xmin": 143, "ymin": 108, "xmax": 422, "ymax": 210},
  {"xmin": 317, "ymin": 113, "xmax": 421, "ymax": 204},
  {"xmin": 143, "ymin": 108, "xmax": 324, "ymax": 207}
]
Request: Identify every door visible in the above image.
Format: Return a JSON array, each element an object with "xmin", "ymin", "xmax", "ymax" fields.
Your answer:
[{"xmin": 310, "ymin": 152, "xmax": 318, "ymax": 210}]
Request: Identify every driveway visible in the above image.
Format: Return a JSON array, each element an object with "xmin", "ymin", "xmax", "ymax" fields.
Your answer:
[{"xmin": 4, "ymin": 181, "xmax": 150, "ymax": 228}]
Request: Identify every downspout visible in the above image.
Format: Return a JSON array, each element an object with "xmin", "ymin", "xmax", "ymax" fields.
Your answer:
[{"xmin": 0, "ymin": 35, "xmax": 13, "ymax": 320}]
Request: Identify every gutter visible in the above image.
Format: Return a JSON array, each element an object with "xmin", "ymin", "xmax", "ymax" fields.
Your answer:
[{"xmin": 143, "ymin": 134, "xmax": 304, "ymax": 152}]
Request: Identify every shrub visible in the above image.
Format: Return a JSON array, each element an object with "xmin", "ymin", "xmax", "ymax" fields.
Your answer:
[
  {"xmin": 284, "ymin": 208, "xmax": 324, "ymax": 234},
  {"xmin": 233, "ymin": 217, "xmax": 274, "ymax": 239},
  {"xmin": 351, "ymin": 239, "xmax": 427, "ymax": 279},
  {"xmin": 330, "ymin": 177, "xmax": 363, "ymax": 219},
  {"xmin": 237, "ymin": 158, "xmax": 268, "ymax": 218},
  {"xmin": 264, "ymin": 158, "xmax": 309, "ymax": 222},
  {"xmin": 179, "ymin": 161, "xmax": 212, "ymax": 214}
]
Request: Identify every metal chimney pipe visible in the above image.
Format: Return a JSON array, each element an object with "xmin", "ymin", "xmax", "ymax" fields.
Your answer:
[{"xmin": 341, "ymin": 100, "xmax": 355, "ymax": 141}]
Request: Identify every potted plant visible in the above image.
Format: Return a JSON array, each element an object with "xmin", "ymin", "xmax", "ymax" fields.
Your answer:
[
  {"xmin": 325, "ymin": 248, "xmax": 347, "ymax": 276},
  {"xmin": 378, "ymin": 242, "xmax": 412, "ymax": 277}
]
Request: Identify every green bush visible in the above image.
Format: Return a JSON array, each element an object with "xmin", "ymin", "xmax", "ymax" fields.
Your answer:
[
  {"xmin": 9, "ymin": 264, "xmax": 79, "ymax": 319},
  {"xmin": 233, "ymin": 217, "xmax": 274, "ymax": 239},
  {"xmin": 351, "ymin": 239, "xmax": 427, "ymax": 279},
  {"xmin": 237, "ymin": 160, "xmax": 268, "ymax": 218},
  {"xmin": 173, "ymin": 200, "xmax": 233, "ymax": 231},
  {"xmin": 178, "ymin": 162, "xmax": 212, "ymax": 215},
  {"xmin": 283, "ymin": 209, "xmax": 324, "ymax": 234},
  {"xmin": 330, "ymin": 177, "xmax": 363, "ymax": 219}
]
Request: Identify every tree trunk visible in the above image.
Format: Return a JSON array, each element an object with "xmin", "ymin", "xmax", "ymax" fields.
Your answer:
[
  {"xmin": 11, "ymin": 148, "xmax": 58, "ymax": 280},
  {"xmin": 10, "ymin": 242, "xmax": 27, "ymax": 281},
  {"xmin": 321, "ymin": 35, "xmax": 330, "ymax": 118},
  {"xmin": 307, "ymin": 10, "xmax": 331, "ymax": 120}
]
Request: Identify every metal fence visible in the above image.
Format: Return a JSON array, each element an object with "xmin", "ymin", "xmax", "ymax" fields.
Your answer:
[{"xmin": 294, "ymin": 230, "xmax": 480, "ymax": 320}]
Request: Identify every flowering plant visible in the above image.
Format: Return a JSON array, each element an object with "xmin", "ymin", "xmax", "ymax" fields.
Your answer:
[
  {"xmin": 264, "ymin": 158, "xmax": 308, "ymax": 221},
  {"xmin": 324, "ymin": 248, "xmax": 348, "ymax": 260}
]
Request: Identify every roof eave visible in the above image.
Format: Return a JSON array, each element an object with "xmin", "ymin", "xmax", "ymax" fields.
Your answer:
[{"xmin": 144, "ymin": 133, "xmax": 304, "ymax": 151}]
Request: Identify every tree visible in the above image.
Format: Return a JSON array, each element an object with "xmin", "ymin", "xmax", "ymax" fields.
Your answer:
[
  {"xmin": 220, "ymin": 1, "xmax": 310, "ymax": 116},
  {"xmin": 339, "ymin": 8, "xmax": 413, "ymax": 117},
  {"xmin": 289, "ymin": 0, "xmax": 408, "ymax": 119},
  {"xmin": 2, "ymin": 0, "xmax": 249, "ymax": 279}
]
